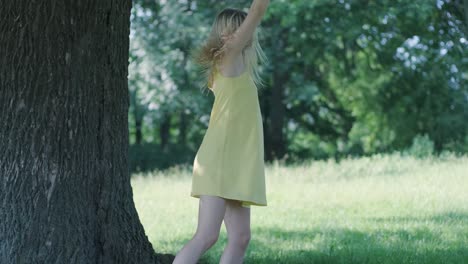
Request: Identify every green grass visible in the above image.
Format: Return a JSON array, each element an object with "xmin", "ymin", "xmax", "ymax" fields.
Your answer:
[{"xmin": 131, "ymin": 153, "xmax": 468, "ymax": 264}]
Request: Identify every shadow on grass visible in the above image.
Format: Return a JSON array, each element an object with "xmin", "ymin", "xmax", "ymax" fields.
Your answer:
[
  {"xmin": 243, "ymin": 211, "xmax": 468, "ymax": 264},
  {"xmin": 160, "ymin": 211, "xmax": 468, "ymax": 264}
]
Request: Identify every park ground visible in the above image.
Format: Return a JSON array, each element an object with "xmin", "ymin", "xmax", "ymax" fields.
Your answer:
[{"xmin": 132, "ymin": 153, "xmax": 468, "ymax": 264}]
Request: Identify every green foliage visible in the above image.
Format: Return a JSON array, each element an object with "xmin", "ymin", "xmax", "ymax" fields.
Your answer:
[
  {"xmin": 129, "ymin": 143, "xmax": 196, "ymax": 173},
  {"xmin": 129, "ymin": 0, "xmax": 468, "ymax": 171},
  {"xmin": 403, "ymin": 134, "xmax": 435, "ymax": 158},
  {"xmin": 287, "ymin": 130, "xmax": 337, "ymax": 161},
  {"xmin": 442, "ymin": 134, "xmax": 468, "ymax": 154}
]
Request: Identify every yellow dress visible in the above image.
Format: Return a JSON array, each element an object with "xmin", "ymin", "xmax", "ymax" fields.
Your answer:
[{"xmin": 190, "ymin": 67, "xmax": 267, "ymax": 208}]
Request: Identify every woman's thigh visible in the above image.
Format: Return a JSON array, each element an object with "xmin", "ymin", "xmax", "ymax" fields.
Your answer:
[
  {"xmin": 195, "ymin": 195, "xmax": 227, "ymax": 238},
  {"xmin": 223, "ymin": 199, "xmax": 251, "ymax": 241}
]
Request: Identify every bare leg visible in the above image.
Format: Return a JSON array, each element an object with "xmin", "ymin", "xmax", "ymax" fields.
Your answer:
[
  {"xmin": 173, "ymin": 195, "xmax": 227, "ymax": 264},
  {"xmin": 219, "ymin": 199, "xmax": 251, "ymax": 264}
]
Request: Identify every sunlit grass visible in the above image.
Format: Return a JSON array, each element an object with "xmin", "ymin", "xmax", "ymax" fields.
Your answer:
[{"xmin": 131, "ymin": 153, "xmax": 468, "ymax": 263}]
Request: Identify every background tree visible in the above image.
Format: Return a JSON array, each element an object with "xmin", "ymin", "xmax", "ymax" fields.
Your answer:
[{"xmin": 128, "ymin": 0, "xmax": 467, "ymax": 171}]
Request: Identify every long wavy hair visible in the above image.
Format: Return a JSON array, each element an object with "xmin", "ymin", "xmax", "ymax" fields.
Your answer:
[{"xmin": 192, "ymin": 7, "xmax": 267, "ymax": 90}]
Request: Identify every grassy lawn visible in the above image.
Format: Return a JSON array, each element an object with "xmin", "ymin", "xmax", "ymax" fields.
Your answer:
[{"xmin": 131, "ymin": 153, "xmax": 468, "ymax": 264}]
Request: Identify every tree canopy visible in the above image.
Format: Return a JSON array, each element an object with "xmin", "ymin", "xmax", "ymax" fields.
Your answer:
[{"xmin": 128, "ymin": 0, "xmax": 467, "ymax": 172}]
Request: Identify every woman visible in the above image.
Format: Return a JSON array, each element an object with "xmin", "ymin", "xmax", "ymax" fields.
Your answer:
[{"xmin": 173, "ymin": 1, "xmax": 270, "ymax": 263}]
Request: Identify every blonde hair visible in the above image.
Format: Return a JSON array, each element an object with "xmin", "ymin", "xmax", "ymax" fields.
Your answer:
[{"xmin": 191, "ymin": 7, "xmax": 267, "ymax": 89}]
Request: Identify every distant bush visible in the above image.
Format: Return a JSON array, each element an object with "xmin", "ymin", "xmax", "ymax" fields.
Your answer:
[
  {"xmin": 402, "ymin": 134, "xmax": 435, "ymax": 158},
  {"xmin": 129, "ymin": 143, "xmax": 195, "ymax": 173},
  {"xmin": 442, "ymin": 134, "xmax": 468, "ymax": 154}
]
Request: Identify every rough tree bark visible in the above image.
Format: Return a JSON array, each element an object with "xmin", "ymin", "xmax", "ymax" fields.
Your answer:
[{"xmin": 0, "ymin": 1, "xmax": 173, "ymax": 263}]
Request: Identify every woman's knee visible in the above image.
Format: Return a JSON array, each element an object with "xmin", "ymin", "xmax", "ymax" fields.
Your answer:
[
  {"xmin": 194, "ymin": 230, "xmax": 220, "ymax": 249},
  {"xmin": 230, "ymin": 230, "xmax": 251, "ymax": 248}
]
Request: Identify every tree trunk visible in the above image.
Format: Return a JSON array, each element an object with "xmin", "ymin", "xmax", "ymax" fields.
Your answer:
[
  {"xmin": 135, "ymin": 119, "xmax": 143, "ymax": 145},
  {"xmin": 177, "ymin": 44, "xmax": 191, "ymax": 149},
  {"xmin": 261, "ymin": 102, "xmax": 272, "ymax": 161},
  {"xmin": 269, "ymin": 72, "xmax": 287, "ymax": 160},
  {"xmin": 159, "ymin": 112, "xmax": 171, "ymax": 151},
  {"xmin": 464, "ymin": 0, "xmax": 468, "ymax": 36},
  {"xmin": 130, "ymin": 88, "xmax": 144, "ymax": 145},
  {"xmin": 0, "ymin": 1, "xmax": 171, "ymax": 263},
  {"xmin": 178, "ymin": 111, "xmax": 187, "ymax": 147},
  {"xmin": 267, "ymin": 28, "xmax": 287, "ymax": 161}
]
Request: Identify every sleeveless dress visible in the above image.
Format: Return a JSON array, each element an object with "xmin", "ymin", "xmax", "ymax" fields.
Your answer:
[{"xmin": 190, "ymin": 67, "xmax": 267, "ymax": 208}]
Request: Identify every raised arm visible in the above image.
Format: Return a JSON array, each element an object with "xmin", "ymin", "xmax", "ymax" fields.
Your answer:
[{"xmin": 223, "ymin": 0, "xmax": 270, "ymax": 56}]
